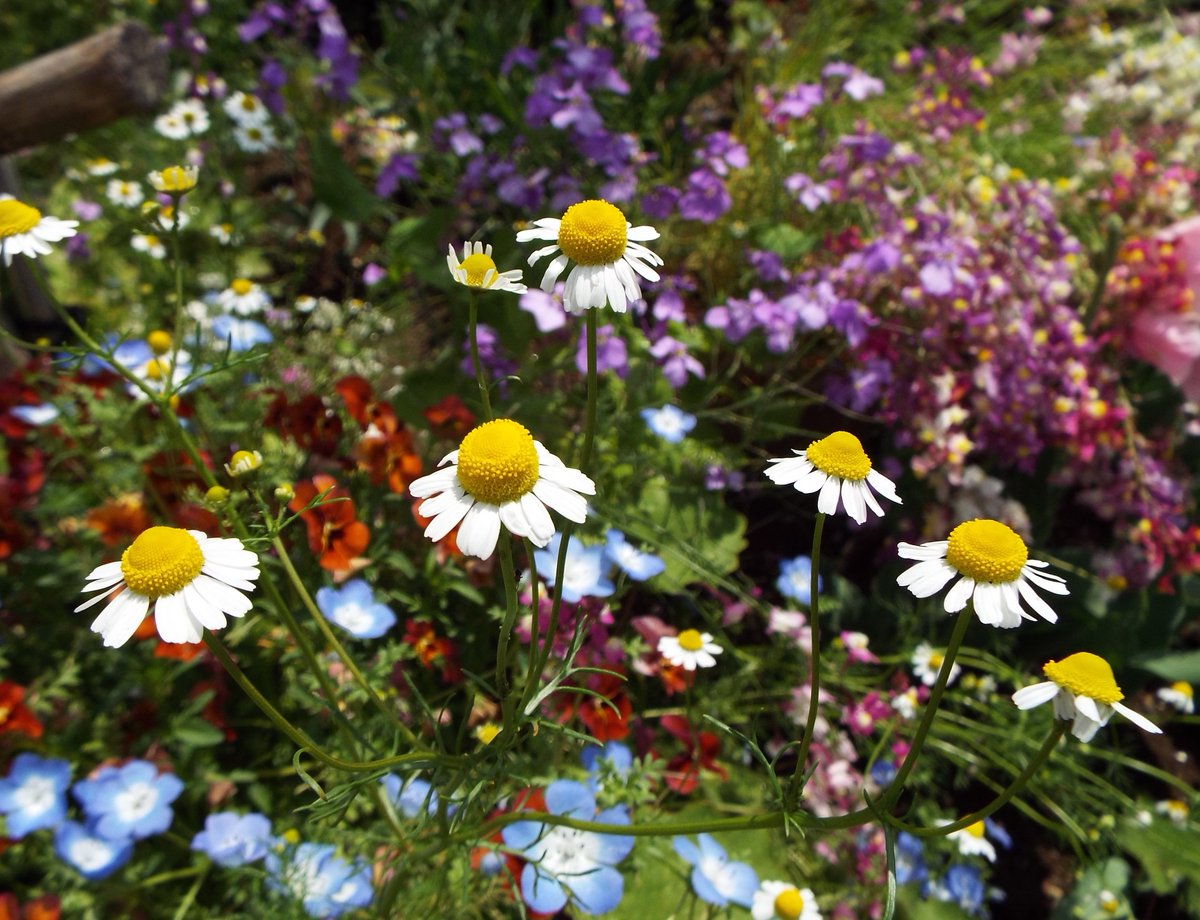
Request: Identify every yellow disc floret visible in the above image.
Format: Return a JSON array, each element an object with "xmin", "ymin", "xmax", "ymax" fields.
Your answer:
[
  {"xmin": 120, "ymin": 526, "xmax": 204, "ymax": 598},
  {"xmin": 964, "ymin": 820, "xmax": 986, "ymax": 839},
  {"xmin": 805, "ymin": 431, "xmax": 872, "ymax": 481},
  {"xmin": 1043, "ymin": 652, "xmax": 1123, "ymax": 705},
  {"xmin": 945, "ymin": 519, "xmax": 1028, "ymax": 583},
  {"xmin": 231, "ymin": 278, "xmax": 254, "ymax": 296},
  {"xmin": 557, "ymin": 199, "xmax": 628, "ymax": 265},
  {"xmin": 773, "ymin": 888, "xmax": 805, "ymax": 919},
  {"xmin": 0, "ymin": 199, "xmax": 41, "ymax": 239},
  {"xmin": 678, "ymin": 629, "xmax": 704, "ymax": 651},
  {"xmin": 1170, "ymin": 680, "xmax": 1193, "ymax": 698},
  {"xmin": 152, "ymin": 165, "xmax": 198, "ymax": 193},
  {"xmin": 455, "ymin": 419, "xmax": 540, "ymax": 505},
  {"xmin": 459, "ymin": 252, "xmax": 498, "ymax": 287},
  {"xmin": 147, "ymin": 330, "xmax": 173, "ymax": 355}
]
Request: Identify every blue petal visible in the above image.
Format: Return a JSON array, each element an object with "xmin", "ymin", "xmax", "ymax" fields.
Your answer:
[
  {"xmin": 592, "ymin": 806, "xmax": 633, "ymax": 864},
  {"xmin": 672, "ymin": 835, "xmax": 700, "ymax": 866},
  {"xmin": 545, "ymin": 780, "xmax": 595, "ymax": 818},
  {"xmin": 690, "ymin": 865, "xmax": 727, "ymax": 905},
  {"xmin": 521, "ymin": 864, "xmax": 568, "ymax": 915},
  {"xmin": 502, "ymin": 819, "xmax": 545, "ymax": 853},
  {"xmin": 696, "ymin": 833, "xmax": 727, "ymax": 863},
  {"xmin": 719, "ymin": 860, "xmax": 760, "ymax": 908},
  {"xmin": 563, "ymin": 864, "xmax": 625, "ymax": 914}
]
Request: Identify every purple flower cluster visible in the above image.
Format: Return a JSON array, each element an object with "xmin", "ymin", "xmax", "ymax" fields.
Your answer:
[{"xmin": 237, "ymin": 0, "xmax": 359, "ymax": 103}]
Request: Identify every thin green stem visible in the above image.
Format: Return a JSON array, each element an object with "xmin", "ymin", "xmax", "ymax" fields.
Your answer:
[
  {"xmin": 494, "ymin": 534, "xmax": 521, "ymax": 702},
  {"xmin": 787, "ymin": 512, "xmax": 825, "ymax": 804},
  {"xmin": 467, "ymin": 290, "xmax": 492, "ymax": 419},
  {"xmin": 580, "ymin": 310, "xmax": 599, "ymax": 472}
]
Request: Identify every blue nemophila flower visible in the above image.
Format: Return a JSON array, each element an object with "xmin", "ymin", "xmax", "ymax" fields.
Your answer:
[
  {"xmin": 640, "ymin": 404, "xmax": 696, "ymax": 443},
  {"xmin": 604, "ymin": 529, "xmax": 666, "ymax": 581},
  {"xmin": 212, "ymin": 313, "xmax": 273, "ymax": 352},
  {"xmin": 930, "ymin": 864, "xmax": 986, "ymax": 916},
  {"xmin": 72, "ymin": 760, "xmax": 184, "ymax": 840},
  {"xmin": 582, "ymin": 741, "xmax": 633, "ymax": 794},
  {"xmin": 776, "ymin": 555, "xmax": 823, "ymax": 605},
  {"xmin": 54, "ymin": 821, "xmax": 133, "ymax": 880},
  {"xmin": 502, "ymin": 780, "xmax": 634, "ymax": 915},
  {"xmin": 673, "ymin": 833, "xmax": 758, "ymax": 909},
  {"xmin": 191, "ymin": 811, "xmax": 273, "ymax": 867},
  {"xmin": 893, "ymin": 832, "xmax": 928, "ymax": 886},
  {"xmin": 267, "ymin": 842, "xmax": 374, "ymax": 918},
  {"xmin": 533, "ymin": 533, "xmax": 615, "ymax": 603},
  {"xmin": 315, "ymin": 579, "xmax": 396, "ymax": 639},
  {"xmin": 380, "ymin": 774, "xmax": 439, "ymax": 819},
  {"xmin": 0, "ymin": 753, "xmax": 71, "ymax": 838},
  {"xmin": 869, "ymin": 759, "xmax": 898, "ymax": 788},
  {"xmin": 10, "ymin": 403, "xmax": 59, "ymax": 426}
]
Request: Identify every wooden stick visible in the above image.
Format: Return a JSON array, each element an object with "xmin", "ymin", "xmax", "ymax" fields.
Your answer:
[{"xmin": 0, "ymin": 21, "xmax": 168, "ymax": 155}]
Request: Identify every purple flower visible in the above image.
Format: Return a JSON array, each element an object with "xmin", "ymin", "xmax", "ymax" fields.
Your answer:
[
  {"xmin": 237, "ymin": 3, "xmax": 287, "ymax": 42},
  {"xmin": 858, "ymin": 240, "xmax": 901, "ymax": 275},
  {"xmin": 761, "ymin": 82, "xmax": 823, "ymax": 125},
  {"xmin": 618, "ymin": 0, "xmax": 661, "ymax": 58},
  {"xmin": 699, "ymin": 131, "xmax": 748, "ymax": 176},
  {"xmin": 823, "ymin": 62, "xmax": 884, "ymax": 100},
  {"xmin": 919, "ymin": 260, "xmax": 955, "ymax": 296},
  {"xmin": 678, "ymin": 169, "xmax": 730, "ymax": 223},
  {"xmin": 461, "ymin": 323, "xmax": 515, "ymax": 381},
  {"xmin": 578, "ymin": 324, "xmax": 628, "ymax": 377},
  {"xmin": 362, "ymin": 263, "xmax": 385, "ymax": 286},
  {"xmin": 72, "ymin": 200, "xmax": 102, "ymax": 221},
  {"xmin": 501, "ymin": 46, "xmax": 538, "ymax": 75},
  {"xmin": 785, "ymin": 172, "xmax": 832, "ymax": 211},
  {"xmin": 520, "ymin": 287, "xmax": 568, "ymax": 333},
  {"xmin": 640, "ymin": 185, "xmax": 680, "ymax": 221},
  {"xmin": 376, "ymin": 154, "xmax": 419, "ymax": 197},
  {"xmin": 839, "ymin": 132, "xmax": 892, "ymax": 162},
  {"xmin": 649, "ymin": 335, "xmax": 705, "ymax": 388},
  {"xmin": 434, "ymin": 113, "xmax": 483, "ymax": 157},
  {"xmin": 827, "ymin": 297, "xmax": 876, "ymax": 347}
]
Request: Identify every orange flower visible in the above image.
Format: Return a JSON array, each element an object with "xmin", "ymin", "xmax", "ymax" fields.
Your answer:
[
  {"xmin": 85, "ymin": 493, "xmax": 151, "ymax": 547},
  {"xmin": 0, "ymin": 681, "xmax": 42, "ymax": 739},
  {"xmin": 423, "ymin": 394, "xmax": 474, "ymax": 440},
  {"xmin": 0, "ymin": 893, "xmax": 61, "ymax": 920},
  {"xmin": 356, "ymin": 422, "xmax": 423, "ymax": 495},
  {"xmin": 402, "ymin": 619, "xmax": 462, "ymax": 682},
  {"xmin": 289, "ymin": 475, "xmax": 370, "ymax": 571}
]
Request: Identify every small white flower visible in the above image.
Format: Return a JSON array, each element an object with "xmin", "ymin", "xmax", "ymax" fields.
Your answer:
[
  {"xmin": 0, "ymin": 195, "xmax": 79, "ymax": 266},
  {"xmin": 233, "ymin": 123, "xmax": 277, "ymax": 153},
  {"xmin": 131, "ymin": 233, "xmax": 166, "ymax": 260},
  {"xmin": 947, "ymin": 821, "xmax": 996, "ymax": 862},
  {"xmin": 751, "ymin": 880, "xmax": 822, "ymax": 920},
  {"xmin": 105, "ymin": 180, "xmax": 145, "ymax": 208},
  {"xmin": 911, "ymin": 641, "xmax": 960, "ymax": 687},
  {"xmin": 657, "ymin": 629, "xmax": 722, "ymax": 671},
  {"xmin": 217, "ymin": 278, "xmax": 271, "ymax": 315},
  {"xmin": 766, "ymin": 431, "xmax": 901, "ymax": 525},
  {"xmin": 446, "ymin": 241, "xmax": 527, "ymax": 293},
  {"xmin": 223, "ymin": 91, "xmax": 270, "ymax": 126},
  {"xmin": 1156, "ymin": 681, "xmax": 1195, "ymax": 714}
]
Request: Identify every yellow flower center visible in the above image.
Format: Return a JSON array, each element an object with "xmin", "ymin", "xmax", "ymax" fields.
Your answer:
[
  {"xmin": 928, "ymin": 651, "xmax": 944, "ymax": 669},
  {"xmin": 147, "ymin": 330, "xmax": 173, "ymax": 355},
  {"xmin": 455, "ymin": 419, "xmax": 540, "ymax": 505},
  {"xmin": 155, "ymin": 166, "xmax": 197, "ymax": 192},
  {"xmin": 231, "ymin": 278, "xmax": 254, "ymax": 296},
  {"xmin": 1099, "ymin": 894, "xmax": 1119, "ymax": 913},
  {"xmin": 143, "ymin": 358, "xmax": 170, "ymax": 381},
  {"xmin": 945, "ymin": 519, "xmax": 1028, "ymax": 583},
  {"xmin": 965, "ymin": 820, "xmax": 986, "ymax": 838},
  {"xmin": 804, "ymin": 431, "xmax": 872, "ymax": 481},
  {"xmin": 773, "ymin": 888, "xmax": 804, "ymax": 919},
  {"xmin": 227, "ymin": 450, "xmax": 262, "ymax": 475},
  {"xmin": 459, "ymin": 252, "xmax": 498, "ymax": 287},
  {"xmin": 557, "ymin": 199, "xmax": 628, "ymax": 265},
  {"xmin": 1043, "ymin": 652, "xmax": 1123, "ymax": 705},
  {"xmin": 678, "ymin": 629, "xmax": 704, "ymax": 652},
  {"xmin": 1171, "ymin": 681, "xmax": 1193, "ymax": 698},
  {"xmin": 475, "ymin": 722, "xmax": 502, "ymax": 745},
  {"xmin": 0, "ymin": 199, "xmax": 41, "ymax": 239},
  {"xmin": 120, "ymin": 526, "xmax": 204, "ymax": 598}
]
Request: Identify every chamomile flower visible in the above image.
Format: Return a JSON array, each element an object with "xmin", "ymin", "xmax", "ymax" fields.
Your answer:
[
  {"xmin": 408, "ymin": 418, "xmax": 595, "ymax": 560},
  {"xmin": 911, "ymin": 641, "xmax": 961, "ymax": 687},
  {"xmin": 446, "ymin": 241, "xmax": 527, "ymax": 293},
  {"xmin": 897, "ymin": 519, "xmax": 1068, "ymax": 628},
  {"xmin": 658, "ymin": 629, "xmax": 722, "ymax": 671},
  {"xmin": 156, "ymin": 99, "xmax": 209, "ymax": 139},
  {"xmin": 105, "ymin": 179, "xmax": 145, "ymax": 208},
  {"xmin": 1157, "ymin": 681, "xmax": 1195, "ymax": 714},
  {"xmin": 223, "ymin": 91, "xmax": 270, "ymax": 126},
  {"xmin": 131, "ymin": 232, "xmax": 167, "ymax": 259},
  {"xmin": 148, "ymin": 165, "xmax": 199, "ymax": 195},
  {"xmin": 1012, "ymin": 652, "xmax": 1162, "ymax": 742},
  {"xmin": 765, "ymin": 431, "xmax": 901, "ymax": 524},
  {"xmin": 76, "ymin": 526, "xmax": 260, "ymax": 648},
  {"xmin": 234, "ymin": 123, "xmax": 277, "ymax": 153},
  {"xmin": 946, "ymin": 820, "xmax": 1009, "ymax": 863},
  {"xmin": 517, "ymin": 198, "xmax": 663, "ymax": 313},
  {"xmin": 1155, "ymin": 799, "xmax": 1189, "ymax": 824},
  {"xmin": 751, "ymin": 880, "xmax": 822, "ymax": 920},
  {"xmin": 0, "ymin": 195, "xmax": 79, "ymax": 266},
  {"xmin": 218, "ymin": 278, "xmax": 271, "ymax": 315}
]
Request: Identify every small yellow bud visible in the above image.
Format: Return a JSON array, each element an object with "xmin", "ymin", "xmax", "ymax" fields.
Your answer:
[
  {"xmin": 274, "ymin": 483, "xmax": 295, "ymax": 502},
  {"xmin": 147, "ymin": 330, "xmax": 173, "ymax": 355},
  {"xmin": 225, "ymin": 450, "xmax": 263, "ymax": 477},
  {"xmin": 206, "ymin": 485, "xmax": 230, "ymax": 505}
]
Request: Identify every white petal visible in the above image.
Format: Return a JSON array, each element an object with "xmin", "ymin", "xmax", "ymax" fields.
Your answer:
[
  {"xmin": 626, "ymin": 224, "xmax": 660, "ymax": 241},
  {"xmin": 1074, "ymin": 694, "xmax": 1102, "ymax": 723},
  {"xmin": 83, "ymin": 560, "xmax": 124, "ymax": 581},
  {"xmin": 944, "ymin": 575, "xmax": 976, "ymax": 612},
  {"xmin": 841, "ymin": 478, "xmax": 867, "ymax": 524},
  {"xmin": 76, "ymin": 586, "xmax": 121, "ymax": 613},
  {"xmin": 1022, "ymin": 566, "xmax": 1070, "ymax": 595},
  {"xmin": 1016, "ymin": 576, "xmax": 1059, "ymax": 623},
  {"xmin": 456, "ymin": 503, "xmax": 502, "ymax": 559},
  {"xmin": 183, "ymin": 581, "xmax": 230, "ymax": 628},
  {"xmin": 499, "ymin": 500, "xmax": 532, "ymax": 538},
  {"xmin": 604, "ymin": 266, "xmax": 628, "ymax": 313},
  {"xmin": 896, "ymin": 559, "xmax": 956, "ymax": 596},
  {"xmin": 764, "ymin": 456, "xmax": 814, "ymax": 485},
  {"xmin": 971, "ymin": 582, "xmax": 1005, "ymax": 625},
  {"xmin": 866, "ymin": 468, "xmax": 902, "ymax": 503},
  {"xmin": 531, "ymin": 479, "xmax": 589, "ymax": 523},
  {"xmin": 860, "ymin": 482, "xmax": 885, "ymax": 518},
  {"xmin": 541, "ymin": 254, "xmax": 570, "ymax": 290},
  {"xmin": 417, "ymin": 482, "xmax": 471, "ymax": 518},
  {"xmin": 897, "ymin": 541, "xmax": 949, "ymax": 561},
  {"xmin": 423, "ymin": 493, "xmax": 475, "ymax": 542},
  {"xmin": 1012, "ymin": 681, "xmax": 1059, "ymax": 710},
  {"xmin": 94, "ymin": 591, "xmax": 149, "ymax": 648},
  {"xmin": 191, "ymin": 573, "xmax": 253, "ymax": 616},
  {"xmin": 791, "ymin": 468, "xmax": 829, "ymax": 494},
  {"xmin": 817, "ymin": 474, "xmax": 842, "ymax": 515},
  {"xmin": 519, "ymin": 492, "xmax": 556, "ymax": 545},
  {"xmin": 537, "ymin": 464, "xmax": 595, "ymax": 495},
  {"xmin": 409, "ymin": 465, "xmax": 459, "ymax": 499},
  {"xmin": 154, "ymin": 591, "xmax": 193, "ymax": 642},
  {"xmin": 1111, "ymin": 701, "xmax": 1162, "ymax": 734}
]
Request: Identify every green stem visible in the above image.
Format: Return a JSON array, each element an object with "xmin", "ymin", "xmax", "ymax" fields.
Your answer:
[
  {"xmin": 494, "ymin": 534, "xmax": 521, "ymax": 702},
  {"xmin": 580, "ymin": 310, "xmax": 599, "ymax": 472},
  {"xmin": 518, "ymin": 538, "xmax": 541, "ymax": 713},
  {"xmin": 787, "ymin": 512, "xmax": 825, "ymax": 804},
  {"xmin": 467, "ymin": 290, "xmax": 492, "ymax": 419}
]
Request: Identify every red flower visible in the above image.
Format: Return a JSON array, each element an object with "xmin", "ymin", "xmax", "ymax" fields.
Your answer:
[
  {"xmin": 559, "ymin": 672, "xmax": 632, "ymax": 742},
  {"xmin": 423, "ymin": 394, "xmax": 474, "ymax": 440},
  {"xmin": 85, "ymin": 493, "xmax": 152, "ymax": 547},
  {"xmin": 265, "ymin": 392, "xmax": 343, "ymax": 456},
  {"xmin": 0, "ymin": 681, "xmax": 42, "ymax": 739},
  {"xmin": 660, "ymin": 714, "xmax": 727, "ymax": 795},
  {"xmin": 402, "ymin": 619, "xmax": 462, "ymax": 682},
  {"xmin": 289, "ymin": 475, "xmax": 370, "ymax": 571},
  {"xmin": 0, "ymin": 893, "xmax": 61, "ymax": 920}
]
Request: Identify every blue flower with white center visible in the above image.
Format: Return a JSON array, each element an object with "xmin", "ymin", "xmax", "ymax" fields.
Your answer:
[
  {"xmin": 212, "ymin": 313, "xmax": 273, "ymax": 352},
  {"xmin": 72, "ymin": 760, "xmax": 184, "ymax": 840},
  {"xmin": 10, "ymin": 403, "xmax": 59, "ymax": 426},
  {"xmin": 191, "ymin": 811, "xmax": 273, "ymax": 867},
  {"xmin": 640, "ymin": 404, "xmax": 696, "ymax": 443},
  {"xmin": 315, "ymin": 579, "xmax": 396, "ymax": 639},
  {"xmin": 380, "ymin": 774, "xmax": 439, "ymax": 818},
  {"xmin": 604, "ymin": 529, "xmax": 666, "ymax": 581},
  {"xmin": 869, "ymin": 759, "xmax": 898, "ymax": 788},
  {"xmin": 80, "ymin": 335, "xmax": 152, "ymax": 376},
  {"xmin": 0, "ymin": 753, "xmax": 71, "ymax": 838},
  {"xmin": 267, "ymin": 842, "xmax": 374, "ymax": 918},
  {"xmin": 502, "ymin": 780, "xmax": 634, "ymax": 916},
  {"xmin": 54, "ymin": 821, "xmax": 133, "ymax": 880},
  {"xmin": 930, "ymin": 864, "xmax": 986, "ymax": 916},
  {"xmin": 673, "ymin": 833, "xmax": 759, "ymax": 908},
  {"xmin": 533, "ymin": 533, "xmax": 615, "ymax": 603},
  {"xmin": 581, "ymin": 741, "xmax": 633, "ymax": 794},
  {"xmin": 893, "ymin": 832, "xmax": 927, "ymax": 886},
  {"xmin": 776, "ymin": 555, "xmax": 823, "ymax": 605}
]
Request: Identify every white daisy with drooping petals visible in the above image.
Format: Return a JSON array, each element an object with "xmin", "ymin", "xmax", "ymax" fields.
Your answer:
[
  {"xmin": 446, "ymin": 241, "xmax": 527, "ymax": 293},
  {"xmin": 408, "ymin": 419, "xmax": 595, "ymax": 560},
  {"xmin": 751, "ymin": 880, "xmax": 822, "ymax": 920},
  {"xmin": 1012, "ymin": 652, "xmax": 1162, "ymax": 742},
  {"xmin": 76, "ymin": 526, "xmax": 260, "ymax": 647},
  {"xmin": 517, "ymin": 199, "xmax": 662, "ymax": 314},
  {"xmin": 897, "ymin": 519, "xmax": 1068, "ymax": 628},
  {"xmin": 657, "ymin": 629, "xmax": 722, "ymax": 671},
  {"xmin": 0, "ymin": 195, "xmax": 79, "ymax": 266},
  {"xmin": 1156, "ymin": 681, "xmax": 1194, "ymax": 714},
  {"xmin": 765, "ymin": 431, "xmax": 901, "ymax": 525}
]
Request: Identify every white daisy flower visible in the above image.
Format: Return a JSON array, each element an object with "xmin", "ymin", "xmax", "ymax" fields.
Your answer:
[
  {"xmin": 1155, "ymin": 799, "xmax": 1189, "ymax": 824},
  {"xmin": 446, "ymin": 241, "xmax": 527, "ymax": 293},
  {"xmin": 105, "ymin": 180, "xmax": 145, "ymax": 208},
  {"xmin": 131, "ymin": 233, "xmax": 167, "ymax": 260},
  {"xmin": 1156, "ymin": 681, "xmax": 1195, "ymax": 714},
  {"xmin": 946, "ymin": 821, "xmax": 996, "ymax": 862},
  {"xmin": 148, "ymin": 165, "xmax": 199, "ymax": 195},
  {"xmin": 911, "ymin": 641, "xmax": 961, "ymax": 687},
  {"xmin": 516, "ymin": 198, "xmax": 663, "ymax": 313},
  {"xmin": 896, "ymin": 518, "xmax": 1068, "ymax": 628},
  {"xmin": 217, "ymin": 279, "xmax": 271, "ymax": 315},
  {"xmin": 85, "ymin": 158, "xmax": 120, "ymax": 176},
  {"xmin": 751, "ymin": 880, "xmax": 822, "ymax": 920},
  {"xmin": 152, "ymin": 203, "xmax": 190, "ymax": 231},
  {"xmin": 765, "ymin": 431, "xmax": 902, "ymax": 525},
  {"xmin": 209, "ymin": 223, "xmax": 235, "ymax": 245},
  {"xmin": 657, "ymin": 629, "xmax": 722, "ymax": 671},
  {"xmin": 0, "ymin": 195, "xmax": 79, "ymax": 266},
  {"xmin": 155, "ymin": 99, "xmax": 209, "ymax": 139},
  {"xmin": 1012, "ymin": 652, "xmax": 1162, "ymax": 742},
  {"xmin": 233, "ymin": 123, "xmax": 276, "ymax": 153},
  {"xmin": 76, "ymin": 526, "xmax": 260, "ymax": 647},
  {"xmin": 408, "ymin": 418, "xmax": 595, "ymax": 560},
  {"xmin": 223, "ymin": 91, "xmax": 270, "ymax": 127}
]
